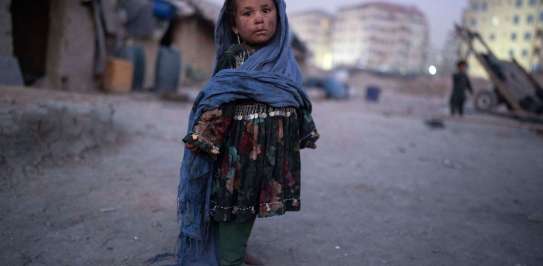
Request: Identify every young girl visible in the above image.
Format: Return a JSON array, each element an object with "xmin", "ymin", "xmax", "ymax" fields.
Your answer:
[{"xmin": 176, "ymin": 0, "xmax": 319, "ymax": 265}]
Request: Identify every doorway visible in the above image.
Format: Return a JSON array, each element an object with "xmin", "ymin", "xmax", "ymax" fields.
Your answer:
[{"xmin": 10, "ymin": 0, "xmax": 50, "ymax": 86}]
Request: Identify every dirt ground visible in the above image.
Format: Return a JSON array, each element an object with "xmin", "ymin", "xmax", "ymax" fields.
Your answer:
[{"xmin": 1, "ymin": 87, "xmax": 542, "ymax": 266}]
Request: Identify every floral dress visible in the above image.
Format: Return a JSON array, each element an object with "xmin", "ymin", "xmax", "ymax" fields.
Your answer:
[{"xmin": 183, "ymin": 44, "xmax": 319, "ymax": 223}]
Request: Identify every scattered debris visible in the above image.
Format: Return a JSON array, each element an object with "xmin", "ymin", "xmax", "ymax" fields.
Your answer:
[
  {"xmin": 442, "ymin": 159, "xmax": 455, "ymax": 169},
  {"xmin": 151, "ymin": 221, "xmax": 163, "ymax": 228},
  {"xmin": 145, "ymin": 252, "xmax": 175, "ymax": 265},
  {"xmin": 528, "ymin": 213, "xmax": 543, "ymax": 224},
  {"xmin": 424, "ymin": 118, "xmax": 445, "ymax": 129},
  {"xmin": 159, "ymin": 92, "xmax": 191, "ymax": 102},
  {"xmin": 99, "ymin": 208, "xmax": 117, "ymax": 213}
]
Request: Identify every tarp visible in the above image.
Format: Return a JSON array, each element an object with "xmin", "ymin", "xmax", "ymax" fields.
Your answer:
[{"xmin": 120, "ymin": 0, "xmax": 157, "ymax": 38}]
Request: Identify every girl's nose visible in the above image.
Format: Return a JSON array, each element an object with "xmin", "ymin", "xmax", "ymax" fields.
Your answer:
[{"xmin": 254, "ymin": 12, "xmax": 264, "ymax": 24}]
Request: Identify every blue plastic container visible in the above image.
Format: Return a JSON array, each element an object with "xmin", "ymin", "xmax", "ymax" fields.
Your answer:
[
  {"xmin": 366, "ymin": 86, "xmax": 381, "ymax": 102},
  {"xmin": 323, "ymin": 78, "xmax": 349, "ymax": 99},
  {"xmin": 155, "ymin": 46, "xmax": 181, "ymax": 92},
  {"xmin": 153, "ymin": 0, "xmax": 176, "ymax": 20}
]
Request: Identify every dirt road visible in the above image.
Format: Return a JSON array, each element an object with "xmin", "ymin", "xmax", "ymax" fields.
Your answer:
[{"xmin": 1, "ymin": 90, "xmax": 542, "ymax": 266}]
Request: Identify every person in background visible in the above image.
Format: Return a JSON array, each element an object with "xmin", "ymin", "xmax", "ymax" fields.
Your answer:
[{"xmin": 450, "ymin": 60, "xmax": 473, "ymax": 117}]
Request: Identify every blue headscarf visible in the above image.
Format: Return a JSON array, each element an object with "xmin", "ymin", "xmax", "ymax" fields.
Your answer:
[{"xmin": 176, "ymin": 0, "xmax": 312, "ymax": 264}]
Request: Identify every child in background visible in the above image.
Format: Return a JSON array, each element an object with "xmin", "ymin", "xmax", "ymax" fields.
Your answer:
[{"xmin": 450, "ymin": 60, "xmax": 473, "ymax": 117}]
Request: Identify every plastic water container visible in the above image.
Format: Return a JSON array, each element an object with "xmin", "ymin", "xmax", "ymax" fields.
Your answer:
[
  {"xmin": 323, "ymin": 78, "xmax": 349, "ymax": 99},
  {"xmin": 153, "ymin": 0, "xmax": 176, "ymax": 20},
  {"xmin": 366, "ymin": 86, "xmax": 381, "ymax": 102},
  {"xmin": 118, "ymin": 45, "xmax": 146, "ymax": 91},
  {"xmin": 154, "ymin": 46, "xmax": 181, "ymax": 92}
]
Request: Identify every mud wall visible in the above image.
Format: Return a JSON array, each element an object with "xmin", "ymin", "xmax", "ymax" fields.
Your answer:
[{"xmin": 46, "ymin": 0, "xmax": 97, "ymax": 91}]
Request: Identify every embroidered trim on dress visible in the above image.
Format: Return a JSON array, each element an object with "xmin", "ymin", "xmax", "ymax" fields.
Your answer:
[
  {"xmin": 210, "ymin": 198, "xmax": 299, "ymax": 213},
  {"xmin": 232, "ymin": 103, "xmax": 297, "ymax": 121},
  {"xmin": 210, "ymin": 202, "xmax": 257, "ymax": 214}
]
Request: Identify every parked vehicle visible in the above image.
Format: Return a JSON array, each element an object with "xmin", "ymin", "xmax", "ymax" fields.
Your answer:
[{"xmin": 456, "ymin": 25, "xmax": 543, "ymax": 119}]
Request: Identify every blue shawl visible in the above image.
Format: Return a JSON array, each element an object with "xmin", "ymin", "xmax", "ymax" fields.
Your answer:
[{"xmin": 176, "ymin": 1, "xmax": 312, "ymax": 265}]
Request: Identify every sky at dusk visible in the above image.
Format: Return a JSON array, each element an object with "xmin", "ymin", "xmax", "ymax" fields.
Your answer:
[{"xmin": 209, "ymin": 0, "xmax": 469, "ymax": 49}]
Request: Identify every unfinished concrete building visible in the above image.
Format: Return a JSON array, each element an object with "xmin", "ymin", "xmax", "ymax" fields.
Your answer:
[{"xmin": 1, "ymin": 0, "xmax": 102, "ymax": 91}]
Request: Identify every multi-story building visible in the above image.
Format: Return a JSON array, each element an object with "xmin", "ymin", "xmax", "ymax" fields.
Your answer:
[
  {"xmin": 331, "ymin": 2, "xmax": 429, "ymax": 74},
  {"xmin": 462, "ymin": 0, "xmax": 543, "ymax": 77},
  {"xmin": 289, "ymin": 10, "xmax": 334, "ymax": 70},
  {"xmin": 537, "ymin": 28, "xmax": 543, "ymax": 71}
]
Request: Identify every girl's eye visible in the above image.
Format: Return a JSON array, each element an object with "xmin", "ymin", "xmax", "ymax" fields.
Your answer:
[
  {"xmin": 242, "ymin": 11, "xmax": 251, "ymax": 16},
  {"xmin": 263, "ymin": 8, "xmax": 270, "ymax": 14}
]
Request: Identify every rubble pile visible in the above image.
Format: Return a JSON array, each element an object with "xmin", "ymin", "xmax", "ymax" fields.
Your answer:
[{"xmin": 0, "ymin": 87, "xmax": 118, "ymax": 189}]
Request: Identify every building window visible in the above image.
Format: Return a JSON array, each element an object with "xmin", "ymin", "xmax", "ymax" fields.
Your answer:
[
  {"xmin": 516, "ymin": 0, "xmax": 523, "ymax": 7},
  {"xmin": 470, "ymin": 18, "xmax": 477, "ymax": 26},
  {"xmin": 527, "ymin": 14, "xmax": 535, "ymax": 24},
  {"xmin": 529, "ymin": 0, "xmax": 537, "ymax": 5},
  {"xmin": 522, "ymin": 49, "xmax": 529, "ymax": 57},
  {"xmin": 471, "ymin": 2, "xmax": 479, "ymax": 10},
  {"xmin": 481, "ymin": 1, "xmax": 488, "ymax": 10},
  {"xmin": 509, "ymin": 49, "xmax": 515, "ymax": 58},
  {"xmin": 513, "ymin": 15, "xmax": 520, "ymax": 24},
  {"xmin": 511, "ymin": 32, "xmax": 517, "ymax": 41},
  {"xmin": 489, "ymin": 33, "xmax": 496, "ymax": 41},
  {"xmin": 525, "ymin": 32, "xmax": 532, "ymax": 40}
]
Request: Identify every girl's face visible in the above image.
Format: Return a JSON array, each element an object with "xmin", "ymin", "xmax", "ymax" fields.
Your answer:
[{"xmin": 232, "ymin": 0, "xmax": 278, "ymax": 46}]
